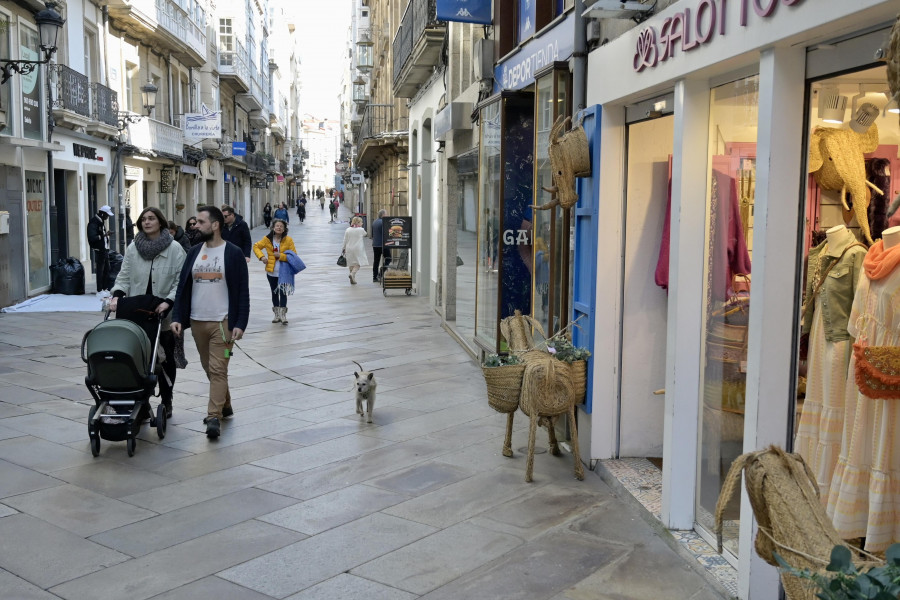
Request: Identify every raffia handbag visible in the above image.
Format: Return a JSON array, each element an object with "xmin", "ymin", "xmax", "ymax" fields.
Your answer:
[{"xmin": 853, "ymin": 342, "xmax": 900, "ymax": 399}]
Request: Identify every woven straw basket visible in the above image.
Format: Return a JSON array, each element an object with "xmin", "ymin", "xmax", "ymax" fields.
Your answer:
[
  {"xmin": 570, "ymin": 360, "xmax": 587, "ymax": 404},
  {"xmin": 482, "ymin": 363, "xmax": 526, "ymax": 413}
]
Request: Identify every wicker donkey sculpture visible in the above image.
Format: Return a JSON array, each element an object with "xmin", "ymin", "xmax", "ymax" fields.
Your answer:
[{"xmin": 497, "ymin": 311, "xmax": 585, "ymax": 483}]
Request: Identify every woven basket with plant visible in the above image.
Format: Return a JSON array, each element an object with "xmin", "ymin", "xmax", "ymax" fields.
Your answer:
[
  {"xmin": 544, "ymin": 335, "xmax": 591, "ymax": 404},
  {"xmin": 482, "ymin": 354, "xmax": 525, "ymax": 414}
]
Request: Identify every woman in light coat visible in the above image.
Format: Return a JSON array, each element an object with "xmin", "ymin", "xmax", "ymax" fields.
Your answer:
[
  {"xmin": 109, "ymin": 206, "xmax": 186, "ymax": 418},
  {"xmin": 253, "ymin": 218, "xmax": 297, "ymax": 324},
  {"xmin": 342, "ymin": 216, "xmax": 369, "ymax": 284}
]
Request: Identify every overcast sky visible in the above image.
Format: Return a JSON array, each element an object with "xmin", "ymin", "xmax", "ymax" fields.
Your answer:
[{"xmin": 284, "ymin": 0, "xmax": 353, "ymax": 121}]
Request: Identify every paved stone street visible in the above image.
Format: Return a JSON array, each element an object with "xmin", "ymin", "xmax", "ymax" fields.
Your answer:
[{"xmin": 0, "ymin": 203, "xmax": 729, "ymax": 599}]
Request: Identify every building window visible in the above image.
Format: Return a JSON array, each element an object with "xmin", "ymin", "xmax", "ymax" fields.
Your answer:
[{"xmin": 219, "ymin": 18, "xmax": 233, "ymax": 65}]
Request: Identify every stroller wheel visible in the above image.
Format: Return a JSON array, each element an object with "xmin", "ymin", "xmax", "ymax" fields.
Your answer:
[
  {"xmin": 126, "ymin": 436, "xmax": 136, "ymax": 457},
  {"xmin": 87, "ymin": 405, "xmax": 100, "ymax": 457},
  {"xmin": 155, "ymin": 404, "xmax": 167, "ymax": 439},
  {"xmin": 90, "ymin": 436, "xmax": 100, "ymax": 457}
]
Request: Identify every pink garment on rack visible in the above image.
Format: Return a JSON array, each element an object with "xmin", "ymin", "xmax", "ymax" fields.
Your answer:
[{"xmin": 654, "ymin": 168, "xmax": 751, "ymax": 299}]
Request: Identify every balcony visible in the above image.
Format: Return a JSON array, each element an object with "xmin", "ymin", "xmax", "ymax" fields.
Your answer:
[
  {"xmin": 125, "ymin": 117, "xmax": 184, "ymax": 158},
  {"xmin": 106, "ymin": 0, "xmax": 207, "ymax": 67},
  {"xmin": 219, "ymin": 40, "xmax": 250, "ymax": 92},
  {"xmin": 238, "ymin": 72, "xmax": 265, "ymax": 114},
  {"xmin": 356, "ymin": 104, "xmax": 409, "ymax": 170},
  {"xmin": 50, "ymin": 64, "xmax": 91, "ymax": 130},
  {"xmin": 244, "ymin": 152, "xmax": 268, "ymax": 174},
  {"xmin": 88, "ymin": 83, "xmax": 120, "ymax": 138},
  {"xmin": 392, "ymin": 0, "xmax": 445, "ymax": 98}
]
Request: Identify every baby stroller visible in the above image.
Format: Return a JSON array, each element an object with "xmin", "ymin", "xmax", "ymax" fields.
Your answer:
[{"xmin": 82, "ymin": 301, "xmax": 168, "ymax": 457}]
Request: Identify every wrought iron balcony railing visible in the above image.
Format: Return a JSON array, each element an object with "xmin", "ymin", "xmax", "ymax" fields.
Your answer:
[
  {"xmin": 50, "ymin": 64, "xmax": 90, "ymax": 118},
  {"xmin": 91, "ymin": 82, "xmax": 118, "ymax": 127},
  {"xmin": 392, "ymin": 0, "xmax": 441, "ymax": 87},
  {"xmin": 360, "ymin": 103, "xmax": 409, "ymax": 142}
]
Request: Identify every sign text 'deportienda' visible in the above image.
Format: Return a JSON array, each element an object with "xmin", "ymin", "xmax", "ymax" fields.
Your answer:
[{"xmin": 633, "ymin": 0, "xmax": 804, "ymax": 72}]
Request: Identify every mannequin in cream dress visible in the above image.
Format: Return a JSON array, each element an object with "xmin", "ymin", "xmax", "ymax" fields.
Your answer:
[
  {"xmin": 796, "ymin": 225, "xmax": 866, "ymax": 499},
  {"xmin": 827, "ymin": 226, "xmax": 900, "ymax": 551}
]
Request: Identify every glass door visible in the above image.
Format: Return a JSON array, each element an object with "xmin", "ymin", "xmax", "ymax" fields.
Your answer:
[{"xmin": 695, "ymin": 74, "xmax": 760, "ymax": 562}]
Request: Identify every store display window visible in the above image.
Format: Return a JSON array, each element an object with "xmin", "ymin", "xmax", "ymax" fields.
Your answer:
[
  {"xmin": 475, "ymin": 93, "xmax": 536, "ymax": 351},
  {"xmin": 794, "ymin": 66, "xmax": 900, "ymax": 553},
  {"xmin": 696, "ymin": 74, "xmax": 759, "ymax": 560},
  {"xmin": 532, "ymin": 64, "xmax": 571, "ymax": 337}
]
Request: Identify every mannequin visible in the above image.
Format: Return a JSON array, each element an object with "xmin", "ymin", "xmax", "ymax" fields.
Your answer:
[
  {"xmin": 883, "ymin": 225, "xmax": 900, "ymax": 249},
  {"xmin": 828, "ymin": 229, "xmax": 900, "ymax": 550},
  {"xmin": 796, "ymin": 223, "xmax": 866, "ymax": 499}
]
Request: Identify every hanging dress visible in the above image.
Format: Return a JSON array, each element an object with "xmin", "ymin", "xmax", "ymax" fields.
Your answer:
[
  {"xmin": 827, "ymin": 241, "xmax": 900, "ymax": 551},
  {"xmin": 795, "ymin": 237, "xmax": 866, "ymax": 500}
]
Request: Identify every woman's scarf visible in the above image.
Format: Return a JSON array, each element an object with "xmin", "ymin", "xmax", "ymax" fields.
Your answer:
[
  {"xmin": 277, "ymin": 250, "xmax": 306, "ymax": 295},
  {"xmin": 133, "ymin": 229, "xmax": 174, "ymax": 261},
  {"xmin": 864, "ymin": 239, "xmax": 900, "ymax": 280}
]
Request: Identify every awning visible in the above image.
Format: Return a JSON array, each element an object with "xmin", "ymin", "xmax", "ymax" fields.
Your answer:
[{"xmin": 180, "ymin": 165, "xmax": 201, "ymax": 176}]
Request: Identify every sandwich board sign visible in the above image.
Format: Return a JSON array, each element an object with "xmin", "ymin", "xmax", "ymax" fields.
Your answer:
[{"xmin": 383, "ymin": 216, "xmax": 412, "ymax": 248}]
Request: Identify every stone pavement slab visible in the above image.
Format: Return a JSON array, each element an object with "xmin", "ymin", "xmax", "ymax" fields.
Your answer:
[
  {"xmin": 219, "ymin": 513, "xmax": 437, "ymax": 598},
  {"xmin": 0, "ymin": 514, "xmax": 129, "ymax": 589},
  {"xmin": 0, "ymin": 435, "xmax": 96, "ymax": 473},
  {"xmin": 284, "ymin": 574, "xmax": 417, "ymax": 600},
  {"xmin": 0, "ymin": 568, "xmax": 61, "ymax": 600},
  {"xmin": 0, "ymin": 458, "xmax": 63, "ymax": 499},
  {"xmin": 146, "ymin": 576, "xmax": 274, "ymax": 599},
  {"xmin": 51, "ymin": 458, "xmax": 176, "ymax": 498}
]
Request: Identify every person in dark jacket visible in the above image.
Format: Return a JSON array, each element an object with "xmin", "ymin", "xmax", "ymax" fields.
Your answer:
[
  {"xmin": 263, "ymin": 202, "xmax": 272, "ymax": 228},
  {"xmin": 296, "ymin": 195, "xmax": 306, "ymax": 224},
  {"xmin": 273, "ymin": 202, "xmax": 289, "ymax": 223},
  {"xmin": 220, "ymin": 205, "xmax": 252, "ymax": 263},
  {"xmin": 171, "ymin": 205, "xmax": 250, "ymax": 439},
  {"xmin": 185, "ymin": 216, "xmax": 203, "ymax": 246},
  {"xmin": 87, "ymin": 205, "xmax": 114, "ymax": 292},
  {"xmin": 167, "ymin": 220, "xmax": 192, "ymax": 251}
]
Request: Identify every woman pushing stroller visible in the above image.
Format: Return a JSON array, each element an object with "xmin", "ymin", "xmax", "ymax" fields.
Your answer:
[{"xmin": 108, "ymin": 206, "xmax": 186, "ymax": 419}]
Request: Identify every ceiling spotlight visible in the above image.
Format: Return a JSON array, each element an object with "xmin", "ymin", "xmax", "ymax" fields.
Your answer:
[
  {"xmin": 849, "ymin": 102, "xmax": 879, "ymax": 133},
  {"xmin": 818, "ymin": 86, "xmax": 847, "ymax": 124}
]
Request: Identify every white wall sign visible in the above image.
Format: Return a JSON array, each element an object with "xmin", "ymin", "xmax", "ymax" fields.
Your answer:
[{"xmin": 183, "ymin": 103, "xmax": 222, "ymax": 140}]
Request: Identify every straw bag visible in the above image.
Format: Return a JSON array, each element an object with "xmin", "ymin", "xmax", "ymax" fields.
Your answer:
[
  {"xmin": 570, "ymin": 359, "xmax": 587, "ymax": 404},
  {"xmin": 482, "ymin": 363, "xmax": 526, "ymax": 413},
  {"xmin": 707, "ymin": 321, "xmax": 748, "ymax": 364},
  {"xmin": 853, "ymin": 341, "xmax": 900, "ymax": 399}
]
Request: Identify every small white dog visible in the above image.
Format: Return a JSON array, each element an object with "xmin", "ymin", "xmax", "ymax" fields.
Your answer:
[{"xmin": 354, "ymin": 365, "xmax": 377, "ymax": 424}]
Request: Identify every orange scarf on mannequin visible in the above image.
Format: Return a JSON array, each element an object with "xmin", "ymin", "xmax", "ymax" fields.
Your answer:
[{"xmin": 864, "ymin": 240, "xmax": 900, "ymax": 280}]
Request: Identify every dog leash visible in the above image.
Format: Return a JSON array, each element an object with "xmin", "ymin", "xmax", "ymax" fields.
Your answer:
[{"xmin": 230, "ymin": 339, "xmax": 355, "ymax": 393}]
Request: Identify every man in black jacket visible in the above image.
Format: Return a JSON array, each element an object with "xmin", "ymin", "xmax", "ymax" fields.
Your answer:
[
  {"xmin": 86, "ymin": 205, "xmax": 114, "ymax": 292},
  {"xmin": 220, "ymin": 205, "xmax": 251, "ymax": 263},
  {"xmin": 171, "ymin": 205, "xmax": 250, "ymax": 439}
]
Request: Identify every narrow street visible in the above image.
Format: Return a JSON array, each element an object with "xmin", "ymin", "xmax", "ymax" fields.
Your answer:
[{"xmin": 0, "ymin": 203, "xmax": 728, "ymax": 600}]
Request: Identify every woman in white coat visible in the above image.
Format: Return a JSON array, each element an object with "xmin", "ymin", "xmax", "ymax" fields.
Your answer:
[{"xmin": 342, "ymin": 216, "xmax": 369, "ymax": 284}]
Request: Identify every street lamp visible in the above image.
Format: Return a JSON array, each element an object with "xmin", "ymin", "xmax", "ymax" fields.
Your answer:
[
  {"xmin": 0, "ymin": 1, "xmax": 65, "ymax": 84},
  {"xmin": 352, "ymin": 77, "xmax": 367, "ymax": 106},
  {"xmin": 250, "ymin": 127, "xmax": 261, "ymax": 144},
  {"xmin": 356, "ymin": 31, "xmax": 374, "ymax": 74},
  {"xmin": 140, "ymin": 81, "xmax": 158, "ymax": 116}
]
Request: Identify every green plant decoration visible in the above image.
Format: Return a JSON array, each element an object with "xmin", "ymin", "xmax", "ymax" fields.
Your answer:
[
  {"xmin": 776, "ymin": 544, "xmax": 900, "ymax": 600},
  {"xmin": 483, "ymin": 353, "xmax": 522, "ymax": 368}
]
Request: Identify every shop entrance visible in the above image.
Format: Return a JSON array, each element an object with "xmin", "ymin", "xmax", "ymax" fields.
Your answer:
[{"xmin": 620, "ymin": 104, "xmax": 673, "ymax": 460}]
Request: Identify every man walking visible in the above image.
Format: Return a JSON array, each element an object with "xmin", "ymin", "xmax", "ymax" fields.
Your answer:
[
  {"xmin": 171, "ymin": 206, "xmax": 250, "ymax": 439},
  {"xmin": 87, "ymin": 204, "xmax": 114, "ymax": 292},
  {"xmin": 371, "ymin": 209, "xmax": 391, "ymax": 282},
  {"xmin": 220, "ymin": 205, "xmax": 252, "ymax": 263}
]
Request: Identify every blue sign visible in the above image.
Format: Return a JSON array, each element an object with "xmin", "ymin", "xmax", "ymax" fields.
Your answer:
[
  {"xmin": 495, "ymin": 11, "xmax": 574, "ymax": 91},
  {"xmin": 232, "ymin": 141, "xmax": 247, "ymax": 156},
  {"xmin": 518, "ymin": 0, "xmax": 535, "ymax": 42},
  {"xmin": 436, "ymin": 0, "xmax": 491, "ymax": 24}
]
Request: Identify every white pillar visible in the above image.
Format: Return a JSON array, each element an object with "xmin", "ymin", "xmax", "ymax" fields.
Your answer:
[
  {"xmin": 739, "ymin": 45, "xmax": 806, "ymax": 600},
  {"xmin": 661, "ymin": 77, "xmax": 709, "ymax": 530}
]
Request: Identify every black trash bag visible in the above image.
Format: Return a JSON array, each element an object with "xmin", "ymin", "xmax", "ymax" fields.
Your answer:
[
  {"xmin": 50, "ymin": 257, "xmax": 86, "ymax": 295},
  {"xmin": 106, "ymin": 252, "xmax": 124, "ymax": 290}
]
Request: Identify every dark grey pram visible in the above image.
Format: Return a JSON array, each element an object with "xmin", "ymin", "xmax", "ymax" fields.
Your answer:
[{"xmin": 82, "ymin": 313, "xmax": 167, "ymax": 457}]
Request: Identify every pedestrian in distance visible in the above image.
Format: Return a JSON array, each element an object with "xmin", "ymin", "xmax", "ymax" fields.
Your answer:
[
  {"xmin": 185, "ymin": 216, "xmax": 203, "ymax": 246},
  {"xmin": 109, "ymin": 207, "xmax": 187, "ymax": 420},
  {"xmin": 371, "ymin": 209, "xmax": 391, "ymax": 282},
  {"xmin": 274, "ymin": 202, "xmax": 290, "ymax": 224},
  {"xmin": 263, "ymin": 202, "xmax": 272, "ymax": 228},
  {"xmin": 171, "ymin": 206, "xmax": 250, "ymax": 439},
  {"xmin": 342, "ymin": 216, "xmax": 369, "ymax": 285},
  {"xmin": 329, "ymin": 197, "xmax": 338, "ymax": 223},
  {"xmin": 253, "ymin": 218, "xmax": 296, "ymax": 325},
  {"xmin": 220, "ymin": 205, "xmax": 252, "ymax": 263},
  {"xmin": 87, "ymin": 204, "xmax": 114, "ymax": 293},
  {"xmin": 168, "ymin": 220, "xmax": 192, "ymax": 252},
  {"xmin": 297, "ymin": 195, "xmax": 306, "ymax": 224}
]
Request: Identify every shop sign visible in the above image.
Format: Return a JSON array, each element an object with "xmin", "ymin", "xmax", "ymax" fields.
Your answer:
[
  {"xmin": 160, "ymin": 169, "xmax": 172, "ymax": 193},
  {"xmin": 73, "ymin": 143, "xmax": 102, "ymax": 161},
  {"xmin": 265, "ymin": 173, "xmax": 275, "ymax": 182},
  {"xmin": 183, "ymin": 104, "xmax": 222, "ymax": 140},
  {"xmin": 503, "ymin": 229, "xmax": 531, "ymax": 245},
  {"xmin": 633, "ymin": 0, "xmax": 804, "ymax": 72},
  {"xmin": 495, "ymin": 11, "xmax": 574, "ymax": 91},
  {"xmin": 124, "ymin": 166, "xmax": 143, "ymax": 181},
  {"xmin": 383, "ymin": 216, "xmax": 412, "ymax": 248},
  {"xmin": 20, "ymin": 28, "xmax": 42, "ymax": 141},
  {"xmin": 251, "ymin": 179, "xmax": 268, "ymax": 189},
  {"xmin": 232, "ymin": 142, "xmax": 247, "ymax": 156},
  {"xmin": 436, "ymin": 0, "xmax": 491, "ymax": 24}
]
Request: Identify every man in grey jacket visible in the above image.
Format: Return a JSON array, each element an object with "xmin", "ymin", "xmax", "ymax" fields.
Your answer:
[{"xmin": 371, "ymin": 209, "xmax": 391, "ymax": 282}]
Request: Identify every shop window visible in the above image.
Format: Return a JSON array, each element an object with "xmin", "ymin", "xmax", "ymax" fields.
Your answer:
[
  {"xmin": 533, "ymin": 65, "xmax": 571, "ymax": 336},
  {"xmin": 476, "ymin": 101, "xmax": 502, "ymax": 349},
  {"xmin": 794, "ymin": 66, "xmax": 900, "ymax": 554},
  {"xmin": 697, "ymin": 74, "xmax": 759, "ymax": 560}
]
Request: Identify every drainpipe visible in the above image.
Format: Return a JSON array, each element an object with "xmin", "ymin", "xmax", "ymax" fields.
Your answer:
[
  {"xmin": 166, "ymin": 55, "xmax": 173, "ymax": 124},
  {"xmin": 102, "ymin": 6, "xmax": 110, "ymax": 87},
  {"xmin": 572, "ymin": 0, "xmax": 587, "ymax": 112}
]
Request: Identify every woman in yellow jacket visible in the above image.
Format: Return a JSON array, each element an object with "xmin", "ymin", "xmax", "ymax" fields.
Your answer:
[{"xmin": 253, "ymin": 218, "xmax": 297, "ymax": 324}]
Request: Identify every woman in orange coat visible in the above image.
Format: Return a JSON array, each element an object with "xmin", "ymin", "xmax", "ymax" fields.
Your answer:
[{"xmin": 253, "ymin": 218, "xmax": 297, "ymax": 324}]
